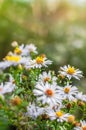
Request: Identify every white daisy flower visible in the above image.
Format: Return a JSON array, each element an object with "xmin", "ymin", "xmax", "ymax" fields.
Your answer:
[
  {"xmin": 76, "ymin": 92, "xmax": 86, "ymax": 102},
  {"xmin": 19, "ymin": 56, "xmax": 31, "ymax": 65},
  {"xmin": 33, "ymin": 82, "xmax": 62, "ymax": 107},
  {"xmin": 74, "ymin": 120, "xmax": 86, "ymax": 130},
  {"xmin": 13, "ymin": 42, "xmax": 38, "ymax": 56},
  {"xmin": 59, "ymin": 65, "xmax": 83, "ymax": 80},
  {"xmin": 0, "ymin": 76, "xmax": 16, "ymax": 95},
  {"xmin": 14, "ymin": 44, "xmax": 25, "ymax": 55},
  {"xmin": 25, "ymin": 44, "xmax": 38, "ymax": 54},
  {"xmin": 0, "ymin": 55, "xmax": 31, "ymax": 70},
  {"xmin": 0, "ymin": 61, "xmax": 13, "ymax": 70},
  {"xmin": 57, "ymin": 83, "xmax": 78, "ymax": 101},
  {"xmin": 26, "ymin": 103, "xmax": 44, "ymax": 119},
  {"xmin": 46, "ymin": 107, "xmax": 70, "ymax": 122},
  {"xmin": 14, "ymin": 44, "xmax": 37, "ymax": 56},
  {"xmin": 25, "ymin": 56, "xmax": 52, "ymax": 69},
  {"xmin": 38, "ymin": 71, "xmax": 57, "ymax": 83}
]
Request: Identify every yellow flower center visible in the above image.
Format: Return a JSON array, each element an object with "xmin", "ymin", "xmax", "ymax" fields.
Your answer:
[
  {"xmin": 56, "ymin": 111, "xmax": 63, "ymax": 117},
  {"xmin": 64, "ymin": 87, "xmax": 70, "ymax": 93},
  {"xmin": 14, "ymin": 47, "xmax": 22, "ymax": 55},
  {"xmin": 45, "ymin": 89, "xmax": 54, "ymax": 97},
  {"xmin": 36, "ymin": 56, "xmax": 44, "ymax": 64},
  {"xmin": 44, "ymin": 77, "xmax": 50, "ymax": 82},
  {"xmin": 82, "ymin": 126, "xmax": 86, "ymax": 130},
  {"xmin": 5, "ymin": 55, "xmax": 20, "ymax": 62},
  {"xmin": 67, "ymin": 67, "xmax": 75, "ymax": 75},
  {"xmin": 68, "ymin": 115, "xmax": 75, "ymax": 123}
]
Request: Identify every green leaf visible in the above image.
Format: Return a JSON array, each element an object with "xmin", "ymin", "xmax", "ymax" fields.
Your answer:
[{"xmin": 15, "ymin": 88, "xmax": 24, "ymax": 95}]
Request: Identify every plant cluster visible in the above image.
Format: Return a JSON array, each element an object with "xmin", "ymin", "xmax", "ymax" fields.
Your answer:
[{"xmin": 0, "ymin": 42, "xmax": 86, "ymax": 130}]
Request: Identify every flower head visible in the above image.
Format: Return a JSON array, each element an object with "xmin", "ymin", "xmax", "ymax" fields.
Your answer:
[
  {"xmin": 0, "ymin": 53, "xmax": 31, "ymax": 70},
  {"xmin": 14, "ymin": 44, "xmax": 29, "ymax": 56},
  {"xmin": 59, "ymin": 65, "xmax": 83, "ymax": 80},
  {"xmin": 26, "ymin": 103, "xmax": 44, "ymax": 119},
  {"xmin": 57, "ymin": 83, "xmax": 78, "ymax": 101},
  {"xmin": 46, "ymin": 107, "xmax": 69, "ymax": 122},
  {"xmin": 76, "ymin": 92, "xmax": 86, "ymax": 102},
  {"xmin": 25, "ymin": 44, "xmax": 38, "ymax": 54},
  {"xmin": 0, "ymin": 75, "xmax": 16, "ymax": 95},
  {"xmin": 25, "ymin": 56, "xmax": 52, "ymax": 69},
  {"xmin": 38, "ymin": 71, "xmax": 57, "ymax": 83},
  {"xmin": 33, "ymin": 82, "xmax": 62, "ymax": 106}
]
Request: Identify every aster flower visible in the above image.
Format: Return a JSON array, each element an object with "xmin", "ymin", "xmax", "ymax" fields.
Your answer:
[
  {"xmin": 38, "ymin": 71, "xmax": 57, "ymax": 83},
  {"xmin": 33, "ymin": 82, "xmax": 62, "ymax": 107},
  {"xmin": 25, "ymin": 44, "xmax": 38, "ymax": 54},
  {"xmin": 14, "ymin": 43, "xmax": 38, "ymax": 56},
  {"xmin": 0, "ymin": 54, "xmax": 31, "ymax": 70},
  {"xmin": 26, "ymin": 103, "xmax": 44, "ymax": 119},
  {"xmin": 74, "ymin": 120, "xmax": 86, "ymax": 130},
  {"xmin": 76, "ymin": 92, "xmax": 86, "ymax": 102},
  {"xmin": 0, "ymin": 61, "xmax": 13, "ymax": 70},
  {"xmin": 57, "ymin": 83, "xmax": 78, "ymax": 101},
  {"xmin": 14, "ymin": 44, "xmax": 25, "ymax": 55},
  {"xmin": 46, "ymin": 107, "xmax": 70, "ymax": 122},
  {"xmin": 59, "ymin": 65, "xmax": 83, "ymax": 80},
  {"xmin": 25, "ymin": 55, "xmax": 52, "ymax": 69},
  {"xmin": 0, "ymin": 75, "xmax": 16, "ymax": 95}
]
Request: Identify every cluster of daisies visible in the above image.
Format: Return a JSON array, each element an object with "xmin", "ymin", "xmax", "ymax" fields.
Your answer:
[
  {"xmin": 0, "ymin": 42, "xmax": 86, "ymax": 130},
  {"xmin": 0, "ymin": 41, "xmax": 52, "ymax": 70}
]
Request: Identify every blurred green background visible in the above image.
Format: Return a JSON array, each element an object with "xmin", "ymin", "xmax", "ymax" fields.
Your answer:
[{"xmin": 0, "ymin": 0, "xmax": 86, "ymax": 91}]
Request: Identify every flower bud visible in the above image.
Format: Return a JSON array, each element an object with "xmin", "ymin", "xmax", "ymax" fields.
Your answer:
[
  {"xmin": 11, "ymin": 41, "xmax": 18, "ymax": 47},
  {"xmin": 68, "ymin": 115, "xmax": 75, "ymax": 123},
  {"xmin": 11, "ymin": 96, "xmax": 22, "ymax": 105}
]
